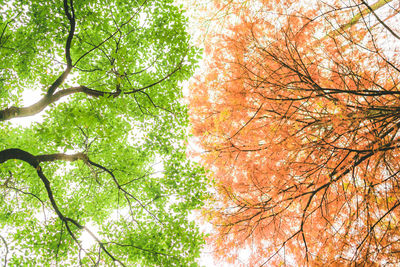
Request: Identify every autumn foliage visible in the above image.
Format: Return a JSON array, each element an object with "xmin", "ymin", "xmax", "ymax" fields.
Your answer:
[{"xmin": 189, "ymin": 0, "xmax": 400, "ymax": 265}]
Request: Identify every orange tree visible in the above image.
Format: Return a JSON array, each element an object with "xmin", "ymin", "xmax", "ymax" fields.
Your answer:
[{"xmin": 189, "ymin": 0, "xmax": 400, "ymax": 265}]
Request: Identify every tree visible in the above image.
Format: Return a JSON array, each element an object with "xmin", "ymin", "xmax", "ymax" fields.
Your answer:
[
  {"xmin": 0, "ymin": 0, "xmax": 207, "ymax": 265},
  {"xmin": 190, "ymin": 0, "xmax": 400, "ymax": 265}
]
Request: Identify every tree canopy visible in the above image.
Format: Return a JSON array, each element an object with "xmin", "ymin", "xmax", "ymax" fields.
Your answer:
[
  {"xmin": 0, "ymin": 0, "xmax": 208, "ymax": 265},
  {"xmin": 189, "ymin": 0, "xmax": 400, "ymax": 265}
]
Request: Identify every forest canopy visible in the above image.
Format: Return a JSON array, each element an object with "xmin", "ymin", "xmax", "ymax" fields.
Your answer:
[
  {"xmin": 189, "ymin": 0, "xmax": 400, "ymax": 265},
  {"xmin": 3, "ymin": 0, "xmax": 400, "ymax": 266},
  {"xmin": 0, "ymin": 0, "xmax": 208, "ymax": 266}
]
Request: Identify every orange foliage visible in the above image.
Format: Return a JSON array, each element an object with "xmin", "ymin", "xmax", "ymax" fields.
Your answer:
[{"xmin": 189, "ymin": 0, "xmax": 400, "ymax": 265}]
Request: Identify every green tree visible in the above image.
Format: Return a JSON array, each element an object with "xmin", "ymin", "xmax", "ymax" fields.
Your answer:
[{"xmin": 0, "ymin": 0, "xmax": 207, "ymax": 265}]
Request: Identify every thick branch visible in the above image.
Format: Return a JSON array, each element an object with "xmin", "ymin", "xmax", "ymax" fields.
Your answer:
[
  {"xmin": 0, "ymin": 148, "xmax": 125, "ymax": 266},
  {"xmin": 0, "ymin": 86, "xmax": 121, "ymax": 121},
  {"xmin": 0, "ymin": 60, "xmax": 180, "ymax": 120},
  {"xmin": 0, "ymin": 148, "xmax": 39, "ymax": 167},
  {"xmin": 326, "ymin": 0, "xmax": 393, "ymax": 39},
  {"xmin": 45, "ymin": 0, "xmax": 77, "ymax": 97},
  {"xmin": 63, "ymin": 0, "xmax": 75, "ymax": 68},
  {"xmin": 361, "ymin": 0, "xmax": 400, "ymax": 40},
  {"xmin": 36, "ymin": 152, "xmax": 88, "ymax": 163},
  {"xmin": 0, "ymin": 149, "xmax": 64, "ymax": 219}
]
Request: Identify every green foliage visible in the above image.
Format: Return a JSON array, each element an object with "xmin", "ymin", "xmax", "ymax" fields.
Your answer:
[{"xmin": 0, "ymin": 0, "xmax": 207, "ymax": 265}]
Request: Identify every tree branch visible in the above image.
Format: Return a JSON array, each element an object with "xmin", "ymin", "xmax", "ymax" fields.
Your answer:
[
  {"xmin": 361, "ymin": 0, "xmax": 400, "ymax": 40},
  {"xmin": 63, "ymin": 0, "xmax": 76, "ymax": 69},
  {"xmin": 0, "ymin": 85, "xmax": 121, "ymax": 121},
  {"xmin": 326, "ymin": 0, "xmax": 393, "ymax": 39},
  {"xmin": 0, "ymin": 235, "xmax": 8, "ymax": 267},
  {"xmin": 44, "ymin": 0, "xmax": 77, "ymax": 97},
  {"xmin": 0, "ymin": 148, "xmax": 126, "ymax": 266}
]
